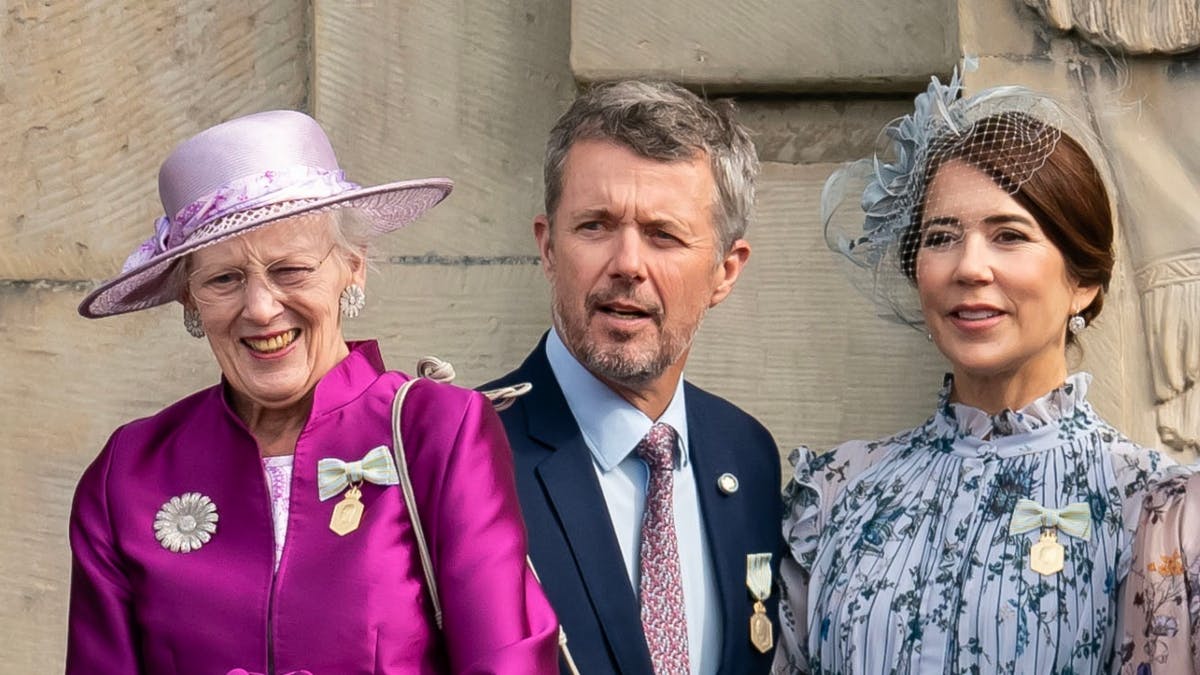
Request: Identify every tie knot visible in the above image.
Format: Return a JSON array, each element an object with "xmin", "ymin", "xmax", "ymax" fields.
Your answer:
[{"xmin": 637, "ymin": 422, "xmax": 678, "ymax": 472}]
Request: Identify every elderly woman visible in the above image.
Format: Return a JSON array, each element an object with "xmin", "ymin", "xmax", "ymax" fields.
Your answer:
[
  {"xmin": 68, "ymin": 110, "xmax": 559, "ymax": 674},
  {"xmin": 772, "ymin": 74, "xmax": 1188, "ymax": 673},
  {"xmin": 1119, "ymin": 473, "xmax": 1200, "ymax": 673}
]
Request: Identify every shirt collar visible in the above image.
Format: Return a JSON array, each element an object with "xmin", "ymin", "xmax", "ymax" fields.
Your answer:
[{"xmin": 545, "ymin": 328, "xmax": 690, "ymax": 473}]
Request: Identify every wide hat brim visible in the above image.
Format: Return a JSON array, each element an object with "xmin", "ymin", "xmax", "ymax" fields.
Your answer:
[{"xmin": 78, "ymin": 177, "xmax": 452, "ymax": 318}]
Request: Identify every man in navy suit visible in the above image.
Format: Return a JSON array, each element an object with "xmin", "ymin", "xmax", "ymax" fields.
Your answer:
[{"xmin": 485, "ymin": 80, "xmax": 783, "ymax": 675}]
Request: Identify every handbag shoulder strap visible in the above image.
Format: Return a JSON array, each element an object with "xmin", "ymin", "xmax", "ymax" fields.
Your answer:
[
  {"xmin": 390, "ymin": 375, "xmax": 443, "ymax": 629},
  {"xmin": 390, "ymin": 357, "xmax": 579, "ymax": 673},
  {"xmin": 389, "ymin": 357, "xmax": 498, "ymax": 631}
]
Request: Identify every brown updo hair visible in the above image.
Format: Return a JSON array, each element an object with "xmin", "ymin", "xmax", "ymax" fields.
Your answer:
[{"xmin": 901, "ymin": 112, "xmax": 1114, "ymax": 344}]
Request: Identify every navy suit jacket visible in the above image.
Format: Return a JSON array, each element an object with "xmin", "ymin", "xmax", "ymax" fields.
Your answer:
[{"xmin": 485, "ymin": 334, "xmax": 784, "ymax": 674}]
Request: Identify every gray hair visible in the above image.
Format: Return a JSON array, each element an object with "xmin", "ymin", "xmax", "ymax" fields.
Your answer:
[
  {"xmin": 543, "ymin": 80, "xmax": 759, "ymax": 253},
  {"xmin": 327, "ymin": 207, "xmax": 373, "ymax": 260}
]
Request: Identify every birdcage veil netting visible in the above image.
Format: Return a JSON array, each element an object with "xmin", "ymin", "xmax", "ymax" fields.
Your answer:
[{"xmin": 821, "ymin": 70, "xmax": 1071, "ymax": 328}]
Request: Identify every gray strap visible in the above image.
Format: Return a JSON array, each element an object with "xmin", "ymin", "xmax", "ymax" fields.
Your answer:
[
  {"xmin": 391, "ymin": 357, "xmax": 578, "ymax": 672},
  {"xmin": 391, "ymin": 376, "xmax": 443, "ymax": 630}
]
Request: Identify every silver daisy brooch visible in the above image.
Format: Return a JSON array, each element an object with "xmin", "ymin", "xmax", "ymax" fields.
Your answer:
[{"xmin": 153, "ymin": 492, "xmax": 218, "ymax": 553}]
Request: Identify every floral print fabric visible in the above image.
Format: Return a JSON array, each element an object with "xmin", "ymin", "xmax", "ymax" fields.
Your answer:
[
  {"xmin": 1119, "ymin": 473, "xmax": 1200, "ymax": 674},
  {"xmin": 262, "ymin": 455, "xmax": 294, "ymax": 571},
  {"xmin": 773, "ymin": 373, "xmax": 1185, "ymax": 674}
]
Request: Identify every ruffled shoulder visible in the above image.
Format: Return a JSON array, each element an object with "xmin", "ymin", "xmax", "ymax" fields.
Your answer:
[
  {"xmin": 781, "ymin": 446, "xmax": 824, "ymax": 572},
  {"xmin": 782, "ymin": 431, "xmax": 916, "ymax": 571}
]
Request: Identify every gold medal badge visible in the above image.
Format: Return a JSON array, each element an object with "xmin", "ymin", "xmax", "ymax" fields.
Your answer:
[
  {"xmin": 1029, "ymin": 529, "xmax": 1065, "ymax": 575},
  {"xmin": 329, "ymin": 484, "xmax": 365, "ymax": 536},
  {"xmin": 746, "ymin": 552, "xmax": 774, "ymax": 653}
]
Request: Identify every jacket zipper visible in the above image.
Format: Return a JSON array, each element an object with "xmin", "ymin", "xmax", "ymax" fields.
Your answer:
[
  {"xmin": 266, "ymin": 582, "xmax": 277, "ymax": 675},
  {"xmin": 264, "ymin": 424, "xmax": 308, "ymax": 675},
  {"xmin": 262, "ymin": 462, "xmax": 279, "ymax": 675}
]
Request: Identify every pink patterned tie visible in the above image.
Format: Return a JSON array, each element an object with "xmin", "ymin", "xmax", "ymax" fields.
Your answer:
[{"xmin": 636, "ymin": 422, "xmax": 690, "ymax": 675}]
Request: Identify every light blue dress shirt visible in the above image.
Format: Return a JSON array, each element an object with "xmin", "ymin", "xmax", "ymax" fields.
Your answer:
[{"xmin": 546, "ymin": 329, "xmax": 722, "ymax": 675}]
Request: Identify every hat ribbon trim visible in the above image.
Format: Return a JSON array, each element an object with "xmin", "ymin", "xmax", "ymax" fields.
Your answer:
[{"xmin": 122, "ymin": 166, "xmax": 360, "ymax": 273}]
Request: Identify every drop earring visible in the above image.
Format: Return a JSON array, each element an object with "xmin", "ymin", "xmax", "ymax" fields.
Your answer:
[
  {"xmin": 1068, "ymin": 313, "xmax": 1086, "ymax": 336},
  {"xmin": 183, "ymin": 307, "xmax": 205, "ymax": 338},
  {"xmin": 340, "ymin": 284, "xmax": 365, "ymax": 318}
]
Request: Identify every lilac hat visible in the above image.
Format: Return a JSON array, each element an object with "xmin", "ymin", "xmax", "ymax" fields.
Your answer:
[{"xmin": 78, "ymin": 110, "xmax": 453, "ymax": 318}]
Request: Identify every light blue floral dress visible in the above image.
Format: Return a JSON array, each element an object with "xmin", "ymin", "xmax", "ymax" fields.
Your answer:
[{"xmin": 773, "ymin": 374, "xmax": 1187, "ymax": 674}]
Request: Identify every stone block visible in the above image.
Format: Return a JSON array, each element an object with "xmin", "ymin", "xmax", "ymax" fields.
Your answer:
[
  {"xmin": 0, "ymin": 1, "xmax": 309, "ymax": 282},
  {"xmin": 956, "ymin": 0, "xmax": 1113, "ymax": 63},
  {"xmin": 688, "ymin": 162, "xmax": 949, "ymax": 461},
  {"xmin": 0, "ymin": 281, "xmax": 214, "ymax": 674},
  {"xmin": 966, "ymin": 55, "xmax": 1091, "ymax": 113},
  {"xmin": 311, "ymin": 1, "xmax": 577, "ymax": 260},
  {"xmin": 570, "ymin": 0, "xmax": 959, "ymax": 93},
  {"xmin": 957, "ymin": 0, "xmax": 1051, "ymax": 59},
  {"xmin": 740, "ymin": 98, "xmax": 916, "ymax": 164}
]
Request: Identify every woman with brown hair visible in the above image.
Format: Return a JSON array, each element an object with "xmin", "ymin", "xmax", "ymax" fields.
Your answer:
[{"xmin": 773, "ymin": 73, "xmax": 1187, "ymax": 674}]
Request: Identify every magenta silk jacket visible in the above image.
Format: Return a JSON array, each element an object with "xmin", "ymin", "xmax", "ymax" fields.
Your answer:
[{"xmin": 67, "ymin": 341, "xmax": 559, "ymax": 674}]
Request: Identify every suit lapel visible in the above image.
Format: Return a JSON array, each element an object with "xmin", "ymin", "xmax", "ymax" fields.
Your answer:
[
  {"xmin": 520, "ymin": 345, "xmax": 653, "ymax": 674},
  {"xmin": 687, "ymin": 386, "xmax": 751, "ymax": 671}
]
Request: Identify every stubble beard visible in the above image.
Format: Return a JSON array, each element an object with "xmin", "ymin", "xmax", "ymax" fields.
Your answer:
[{"xmin": 550, "ymin": 280, "xmax": 706, "ymax": 388}]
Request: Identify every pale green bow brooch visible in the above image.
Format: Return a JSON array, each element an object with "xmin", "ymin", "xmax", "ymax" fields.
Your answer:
[
  {"xmin": 317, "ymin": 445, "xmax": 400, "ymax": 501},
  {"xmin": 1008, "ymin": 498, "xmax": 1092, "ymax": 540}
]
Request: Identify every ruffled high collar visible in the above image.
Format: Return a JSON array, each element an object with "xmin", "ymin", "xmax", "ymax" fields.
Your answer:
[{"xmin": 931, "ymin": 372, "xmax": 1094, "ymax": 444}]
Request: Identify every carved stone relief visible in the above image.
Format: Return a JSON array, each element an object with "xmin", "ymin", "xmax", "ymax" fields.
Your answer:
[
  {"xmin": 1024, "ymin": 0, "xmax": 1200, "ymax": 54},
  {"xmin": 1021, "ymin": 0, "xmax": 1200, "ymax": 454},
  {"xmin": 1085, "ymin": 59, "xmax": 1200, "ymax": 455}
]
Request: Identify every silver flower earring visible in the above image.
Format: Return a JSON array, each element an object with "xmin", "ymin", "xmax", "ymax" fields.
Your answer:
[
  {"xmin": 1068, "ymin": 313, "xmax": 1087, "ymax": 336},
  {"xmin": 183, "ymin": 307, "xmax": 205, "ymax": 338},
  {"xmin": 340, "ymin": 284, "xmax": 365, "ymax": 318}
]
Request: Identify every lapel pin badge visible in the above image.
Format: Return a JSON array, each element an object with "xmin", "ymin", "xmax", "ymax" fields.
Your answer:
[{"xmin": 717, "ymin": 472, "xmax": 739, "ymax": 495}]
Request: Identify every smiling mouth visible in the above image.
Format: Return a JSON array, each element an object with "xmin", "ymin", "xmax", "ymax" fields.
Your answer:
[
  {"xmin": 952, "ymin": 309, "xmax": 1002, "ymax": 320},
  {"xmin": 243, "ymin": 329, "xmax": 300, "ymax": 354}
]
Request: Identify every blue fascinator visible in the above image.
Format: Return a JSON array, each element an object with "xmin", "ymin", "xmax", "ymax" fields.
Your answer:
[{"xmin": 821, "ymin": 64, "xmax": 1074, "ymax": 328}]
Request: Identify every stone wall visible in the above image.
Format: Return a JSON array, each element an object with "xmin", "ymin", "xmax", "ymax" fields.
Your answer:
[
  {"xmin": 0, "ymin": 2, "xmax": 309, "ymax": 671},
  {"xmin": 2, "ymin": 0, "xmax": 1185, "ymax": 669}
]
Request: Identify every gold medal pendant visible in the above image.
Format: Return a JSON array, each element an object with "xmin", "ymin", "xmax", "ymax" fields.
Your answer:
[
  {"xmin": 745, "ymin": 552, "xmax": 774, "ymax": 653},
  {"xmin": 329, "ymin": 484, "xmax": 364, "ymax": 536},
  {"xmin": 750, "ymin": 599, "xmax": 774, "ymax": 653},
  {"xmin": 1029, "ymin": 529, "xmax": 1065, "ymax": 575}
]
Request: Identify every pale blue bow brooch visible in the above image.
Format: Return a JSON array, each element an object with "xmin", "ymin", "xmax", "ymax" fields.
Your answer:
[
  {"xmin": 317, "ymin": 445, "xmax": 399, "ymax": 536},
  {"xmin": 1008, "ymin": 498, "xmax": 1091, "ymax": 576}
]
